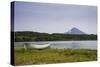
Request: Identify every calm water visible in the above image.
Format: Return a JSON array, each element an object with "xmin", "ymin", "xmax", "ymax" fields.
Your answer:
[{"xmin": 14, "ymin": 41, "xmax": 97, "ymax": 49}]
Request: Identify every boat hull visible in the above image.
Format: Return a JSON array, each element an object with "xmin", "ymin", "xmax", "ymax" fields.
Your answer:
[{"xmin": 24, "ymin": 43, "xmax": 50, "ymax": 49}]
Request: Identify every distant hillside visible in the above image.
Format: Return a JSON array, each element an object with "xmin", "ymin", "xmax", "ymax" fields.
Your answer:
[{"xmin": 14, "ymin": 31, "xmax": 97, "ymax": 42}]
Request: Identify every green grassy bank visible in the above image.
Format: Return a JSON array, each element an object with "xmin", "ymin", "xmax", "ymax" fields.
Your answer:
[{"xmin": 14, "ymin": 48, "xmax": 97, "ymax": 65}]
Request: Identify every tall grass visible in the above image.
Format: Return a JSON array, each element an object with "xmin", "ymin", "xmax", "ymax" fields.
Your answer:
[{"xmin": 14, "ymin": 48, "xmax": 97, "ymax": 65}]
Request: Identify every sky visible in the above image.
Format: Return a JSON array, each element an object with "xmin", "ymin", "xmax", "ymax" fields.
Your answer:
[{"xmin": 14, "ymin": 1, "xmax": 97, "ymax": 34}]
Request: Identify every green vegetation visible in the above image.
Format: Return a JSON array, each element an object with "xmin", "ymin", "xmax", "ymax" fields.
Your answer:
[
  {"xmin": 15, "ymin": 48, "xmax": 97, "ymax": 65},
  {"xmin": 14, "ymin": 31, "xmax": 97, "ymax": 42}
]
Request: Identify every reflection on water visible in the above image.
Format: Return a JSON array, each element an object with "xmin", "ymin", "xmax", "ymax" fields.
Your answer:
[{"xmin": 14, "ymin": 41, "xmax": 97, "ymax": 49}]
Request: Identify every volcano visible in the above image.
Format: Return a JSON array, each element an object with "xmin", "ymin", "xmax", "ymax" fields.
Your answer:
[{"xmin": 65, "ymin": 27, "xmax": 86, "ymax": 34}]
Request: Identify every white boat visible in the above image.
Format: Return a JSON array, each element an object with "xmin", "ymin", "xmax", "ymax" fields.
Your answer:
[{"xmin": 24, "ymin": 43, "xmax": 50, "ymax": 49}]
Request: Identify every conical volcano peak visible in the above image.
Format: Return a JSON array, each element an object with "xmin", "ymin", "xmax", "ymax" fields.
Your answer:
[
  {"xmin": 71, "ymin": 27, "xmax": 79, "ymax": 31},
  {"xmin": 65, "ymin": 27, "xmax": 86, "ymax": 34}
]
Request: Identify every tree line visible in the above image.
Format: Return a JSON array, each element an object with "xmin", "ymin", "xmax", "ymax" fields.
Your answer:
[{"xmin": 14, "ymin": 31, "xmax": 97, "ymax": 42}]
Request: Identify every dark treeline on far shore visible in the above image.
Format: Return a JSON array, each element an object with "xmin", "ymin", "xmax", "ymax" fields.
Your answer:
[{"xmin": 14, "ymin": 31, "xmax": 97, "ymax": 42}]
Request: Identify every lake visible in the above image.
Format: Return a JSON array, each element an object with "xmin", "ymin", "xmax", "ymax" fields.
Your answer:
[{"xmin": 14, "ymin": 40, "xmax": 97, "ymax": 49}]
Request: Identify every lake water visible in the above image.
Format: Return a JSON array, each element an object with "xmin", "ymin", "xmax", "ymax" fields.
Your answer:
[{"xmin": 14, "ymin": 41, "xmax": 97, "ymax": 49}]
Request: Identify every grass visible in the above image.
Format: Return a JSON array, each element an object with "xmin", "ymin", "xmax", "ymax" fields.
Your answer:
[{"xmin": 14, "ymin": 48, "xmax": 97, "ymax": 65}]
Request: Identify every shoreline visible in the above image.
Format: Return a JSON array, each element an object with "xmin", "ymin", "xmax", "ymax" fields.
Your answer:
[{"xmin": 14, "ymin": 48, "xmax": 97, "ymax": 65}]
